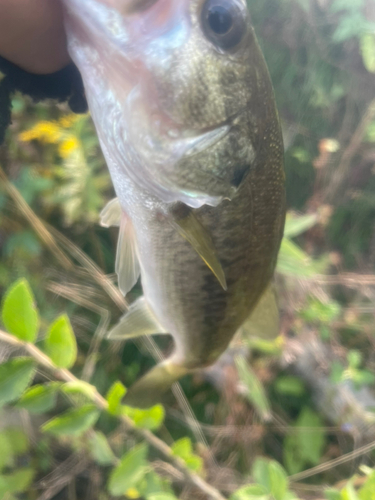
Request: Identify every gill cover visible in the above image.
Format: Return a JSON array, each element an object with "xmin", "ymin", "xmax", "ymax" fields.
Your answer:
[{"xmin": 63, "ymin": 0, "xmax": 250, "ymax": 208}]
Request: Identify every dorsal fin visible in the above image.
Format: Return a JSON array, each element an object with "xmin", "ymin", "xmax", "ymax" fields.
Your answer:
[
  {"xmin": 99, "ymin": 197, "xmax": 122, "ymax": 227},
  {"xmin": 169, "ymin": 205, "xmax": 227, "ymax": 290}
]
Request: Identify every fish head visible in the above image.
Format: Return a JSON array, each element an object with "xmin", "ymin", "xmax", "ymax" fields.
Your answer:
[{"xmin": 63, "ymin": 0, "xmax": 275, "ymax": 207}]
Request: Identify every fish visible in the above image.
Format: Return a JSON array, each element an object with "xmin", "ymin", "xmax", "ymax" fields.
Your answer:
[{"xmin": 61, "ymin": 0, "xmax": 286, "ymax": 408}]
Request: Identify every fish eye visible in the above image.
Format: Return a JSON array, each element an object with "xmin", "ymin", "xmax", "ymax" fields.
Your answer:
[{"xmin": 201, "ymin": 0, "xmax": 246, "ymax": 51}]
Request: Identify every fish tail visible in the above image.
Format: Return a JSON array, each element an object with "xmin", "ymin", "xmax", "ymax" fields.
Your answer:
[{"xmin": 123, "ymin": 360, "xmax": 189, "ymax": 409}]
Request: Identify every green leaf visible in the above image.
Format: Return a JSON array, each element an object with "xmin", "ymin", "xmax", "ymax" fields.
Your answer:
[
  {"xmin": 124, "ymin": 404, "xmax": 165, "ymax": 431},
  {"xmin": 0, "ymin": 432, "xmax": 13, "ymax": 470},
  {"xmin": 230, "ymin": 484, "xmax": 269, "ymax": 500},
  {"xmin": 268, "ymin": 460, "xmax": 289, "ymax": 500},
  {"xmin": 246, "ymin": 337, "xmax": 282, "ymax": 355},
  {"xmin": 341, "ymin": 480, "xmax": 360, "ymax": 500},
  {"xmin": 171, "ymin": 437, "xmax": 192, "ymax": 458},
  {"xmin": 4, "ymin": 427, "xmax": 29, "ymax": 455},
  {"xmin": 88, "ymin": 431, "xmax": 115, "ymax": 466},
  {"xmin": 324, "ymin": 489, "xmax": 342, "ymax": 500},
  {"xmin": 332, "ymin": 12, "xmax": 368, "ymax": 43},
  {"xmin": 284, "ymin": 213, "xmax": 318, "ymax": 238},
  {"xmin": 106, "ymin": 380, "xmax": 126, "ymax": 415},
  {"xmin": 347, "ymin": 350, "xmax": 362, "ymax": 369},
  {"xmin": 44, "ymin": 314, "xmax": 77, "ymax": 369},
  {"xmin": 284, "ymin": 407, "xmax": 325, "ymax": 474},
  {"xmin": 350, "ymin": 369, "xmax": 375, "ymax": 388},
  {"xmin": 252, "ymin": 458, "xmax": 272, "ymax": 492},
  {"xmin": 277, "ymin": 238, "xmax": 329, "ymax": 277},
  {"xmin": 361, "ymin": 33, "xmax": 375, "ymax": 73},
  {"xmin": 0, "ymin": 358, "xmax": 35, "ymax": 408},
  {"xmin": 139, "ymin": 471, "xmax": 174, "ymax": 498},
  {"xmin": 330, "ymin": 361, "xmax": 345, "ymax": 383},
  {"xmin": 359, "ymin": 470, "xmax": 375, "ymax": 500},
  {"xmin": 297, "ymin": 408, "xmax": 325, "ymax": 464},
  {"xmin": 42, "ymin": 404, "xmax": 100, "ymax": 437},
  {"xmin": 62, "ymin": 380, "xmax": 96, "ymax": 405},
  {"xmin": 366, "ymin": 122, "xmax": 375, "ymax": 142},
  {"xmin": 1, "ymin": 279, "xmax": 39, "ymax": 342},
  {"xmin": 171, "ymin": 437, "xmax": 203, "ymax": 473},
  {"xmin": 0, "ymin": 468, "xmax": 34, "ymax": 497},
  {"xmin": 16, "ymin": 383, "xmax": 58, "ymax": 414},
  {"xmin": 274, "ymin": 376, "xmax": 305, "ymax": 397},
  {"xmin": 284, "ymin": 434, "xmax": 304, "ymax": 475},
  {"xmin": 108, "ymin": 443, "xmax": 148, "ymax": 496},
  {"xmin": 235, "ymin": 356, "xmax": 271, "ymax": 421},
  {"xmin": 301, "ymin": 298, "xmax": 341, "ymax": 324},
  {"xmin": 252, "ymin": 459, "xmax": 289, "ymax": 500}
]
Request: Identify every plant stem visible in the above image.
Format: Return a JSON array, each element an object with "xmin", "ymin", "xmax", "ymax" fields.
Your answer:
[{"xmin": 0, "ymin": 328, "xmax": 227, "ymax": 500}]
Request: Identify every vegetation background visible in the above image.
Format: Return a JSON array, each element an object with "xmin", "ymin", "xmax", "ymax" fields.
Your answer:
[{"xmin": 0, "ymin": 0, "xmax": 375, "ymax": 499}]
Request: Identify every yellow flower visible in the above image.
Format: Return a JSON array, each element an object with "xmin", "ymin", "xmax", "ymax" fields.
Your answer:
[
  {"xmin": 58, "ymin": 137, "xmax": 80, "ymax": 158},
  {"xmin": 125, "ymin": 488, "xmax": 140, "ymax": 499},
  {"xmin": 19, "ymin": 121, "xmax": 61, "ymax": 144}
]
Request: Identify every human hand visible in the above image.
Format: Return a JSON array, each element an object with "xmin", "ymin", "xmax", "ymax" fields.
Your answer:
[{"xmin": 0, "ymin": 0, "xmax": 70, "ymax": 74}]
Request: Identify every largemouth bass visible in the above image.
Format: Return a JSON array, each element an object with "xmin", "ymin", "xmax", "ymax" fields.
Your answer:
[{"xmin": 62, "ymin": 0, "xmax": 286, "ymax": 407}]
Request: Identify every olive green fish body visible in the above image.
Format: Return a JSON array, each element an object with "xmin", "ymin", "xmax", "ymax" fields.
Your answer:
[
  {"xmin": 62, "ymin": 0, "xmax": 286, "ymax": 406},
  {"xmin": 131, "ymin": 129, "xmax": 284, "ymax": 371}
]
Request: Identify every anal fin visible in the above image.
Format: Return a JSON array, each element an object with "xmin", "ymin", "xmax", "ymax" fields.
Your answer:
[
  {"xmin": 169, "ymin": 206, "xmax": 227, "ymax": 290},
  {"xmin": 239, "ymin": 284, "xmax": 280, "ymax": 341},
  {"xmin": 107, "ymin": 297, "xmax": 167, "ymax": 340},
  {"xmin": 123, "ymin": 360, "xmax": 189, "ymax": 408}
]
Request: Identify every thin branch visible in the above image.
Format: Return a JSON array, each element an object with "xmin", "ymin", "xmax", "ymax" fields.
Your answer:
[
  {"xmin": 36, "ymin": 452, "xmax": 89, "ymax": 500},
  {"xmin": 324, "ymin": 99, "xmax": 375, "ymax": 203},
  {"xmin": 0, "ymin": 166, "xmax": 73, "ymax": 270},
  {"xmin": 0, "ymin": 163, "xmax": 209, "ymax": 451},
  {"xmin": 0, "ymin": 329, "xmax": 227, "ymax": 500},
  {"xmin": 289, "ymin": 439, "xmax": 375, "ymax": 482}
]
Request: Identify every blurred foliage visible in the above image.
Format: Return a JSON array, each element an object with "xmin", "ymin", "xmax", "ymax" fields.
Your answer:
[{"xmin": 1, "ymin": 0, "xmax": 375, "ymax": 499}]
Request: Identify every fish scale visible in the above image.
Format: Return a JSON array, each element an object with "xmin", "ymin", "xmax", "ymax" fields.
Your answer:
[{"xmin": 62, "ymin": 0, "xmax": 286, "ymax": 407}]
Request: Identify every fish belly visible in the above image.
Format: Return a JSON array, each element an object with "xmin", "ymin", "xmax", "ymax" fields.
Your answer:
[{"xmin": 132, "ymin": 169, "xmax": 283, "ymax": 370}]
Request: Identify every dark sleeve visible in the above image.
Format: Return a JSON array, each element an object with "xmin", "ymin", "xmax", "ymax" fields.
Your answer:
[{"xmin": 0, "ymin": 55, "xmax": 87, "ymax": 145}]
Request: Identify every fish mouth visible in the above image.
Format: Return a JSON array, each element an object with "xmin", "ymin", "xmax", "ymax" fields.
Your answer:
[{"xmin": 123, "ymin": 0, "xmax": 159, "ymax": 14}]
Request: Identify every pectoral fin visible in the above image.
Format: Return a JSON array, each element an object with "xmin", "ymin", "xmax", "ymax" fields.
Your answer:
[
  {"xmin": 239, "ymin": 285, "xmax": 280, "ymax": 340},
  {"xmin": 107, "ymin": 297, "xmax": 167, "ymax": 340},
  {"xmin": 169, "ymin": 206, "xmax": 227, "ymax": 290},
  {"xmin": 123, "ymin": 360, "xmax": 189, "ymax": 408},
  {"xmin": 100, "ymin": 198, "xmax": 122, "ymax": 227}
]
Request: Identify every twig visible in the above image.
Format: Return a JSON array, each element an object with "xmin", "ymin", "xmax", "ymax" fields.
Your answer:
[
  {"xmin": 0, "ymin": 164, "xmax": 213, "ymax": 461},
  {"xmin": 324, "ymin": 99, "xmax": 375, "ymax": 203},
  {"xmin": 289, "ymin": 439, "xmax": 375, "ymax": 482},
  {"xmin": 0, "ymin": 166, "xmax": 73, "ymax": 270},
  {"xmin": 36, "ymin": 452, "xmax": 89, "ymax": 500},
  {"xmin": 0, "ymin": 329, "xmax": 227, "ymax": 500},
  {"xmin": 46, "ymin": 281, "xmax": 111, "ymax": 383}
]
